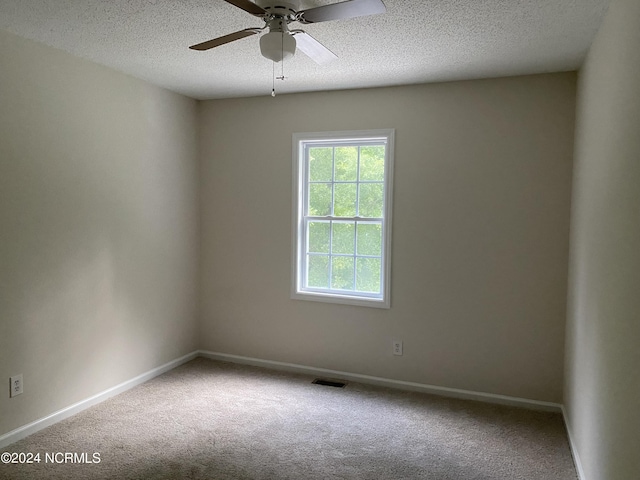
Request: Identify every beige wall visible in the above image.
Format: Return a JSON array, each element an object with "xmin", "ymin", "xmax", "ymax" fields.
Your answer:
[
  {"xmin": 0, "ymin": 31, "xmax": 200, "ymax": 436},
  {"xmin": 565, "ymin": 0, "xmax": 640, "ymax": 478},
  {"xmin": 199, "ymin": 73, "xmax": 576, "ymax": 403}
]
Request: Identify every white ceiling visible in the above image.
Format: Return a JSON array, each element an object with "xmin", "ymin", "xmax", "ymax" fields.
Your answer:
[{"xmin": 0, "ymin": 0, "xmax": 610, "ymax": 100}]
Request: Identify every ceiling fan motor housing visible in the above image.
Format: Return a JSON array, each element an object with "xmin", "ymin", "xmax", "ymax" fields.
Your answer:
[{"xmin": 255, "ymin": 0, "xmax": 300, "ymax": 20}]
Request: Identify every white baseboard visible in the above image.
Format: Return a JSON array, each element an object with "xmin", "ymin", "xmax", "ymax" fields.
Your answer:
[
  {"xmin": 562, "ymin": 406, "xmax": 587, "ymax": 480},
  {"xmin": 0, "ymin": 351, "xmax": 198, "ymax": 449},
  {"xmin": 198, "ymin": 350, "xmax": 563, "ymax": 413}
]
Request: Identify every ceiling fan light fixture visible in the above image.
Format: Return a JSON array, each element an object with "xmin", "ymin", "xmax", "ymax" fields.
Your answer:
[{"xmin": 260, "ymin": 31, "xmax": 296, "ymax": 63}]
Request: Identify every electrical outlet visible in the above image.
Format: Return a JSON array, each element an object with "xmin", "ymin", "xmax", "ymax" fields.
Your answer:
[
  {"xmin": 393, "ymin": 340, "xmax": 403, "ymax": 356},
  {"xmin": 10, "ymin": 374, "xmax": 23, "ymax": 397}
]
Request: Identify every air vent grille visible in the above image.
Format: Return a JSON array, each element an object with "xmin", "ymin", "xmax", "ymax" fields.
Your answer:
[{"xmin": 312, "ymin": 378, "xmax": 347, "ymax": 388}]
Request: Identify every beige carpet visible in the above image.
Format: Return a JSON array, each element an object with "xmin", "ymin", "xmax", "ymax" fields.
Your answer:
[{"xmin": 0, "ymin": 358, "xmax": 577, "ymax": 479}]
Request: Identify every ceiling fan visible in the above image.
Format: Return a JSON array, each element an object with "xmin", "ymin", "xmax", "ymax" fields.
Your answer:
[{"xmin": 189, "ymin": 0, "xmax": 386, "ymax": 65}]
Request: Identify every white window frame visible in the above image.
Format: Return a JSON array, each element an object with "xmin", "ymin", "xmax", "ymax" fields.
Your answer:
[{"xmin": 291, "ymin": 129, "xmax": 394, "ymax": 308}]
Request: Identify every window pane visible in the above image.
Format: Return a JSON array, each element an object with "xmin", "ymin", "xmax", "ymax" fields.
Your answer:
[
  {"xmin": 335, "ymin": 146, "xmax": 358, "ymax": 181},
  {"xmin": 332, "ymin": 222, "xmax": 355, "ymax": 255},
  {"xmin": 331, "ymin": 257, "xmax": 354, "ymax": 290},
  {"xmin": 357, "ymin": 223, "xmax": 382, "ymax": 256},
  {"xmin": 358, "ymin": 183, "xmax": 384, "ymax": 218},
  {"xmin": 359, "ymin": 145, "xmax": 385, "ymax": 181},
  {"xmin": 309, "ymin": 183, "xmax": 332, "ymax": 216},
  {"xmin": 308, "ymin": 222, "xmax": 330, "ymax": 253},
  {"xmin": 334, "ymin": 183, "xmax": 357, "ymax": 217},
  {"xmin": 308, "ymin": 255, "xmax": 329, "ymax": 288},
  {"xmin": 356, "ymin": 257, "xmax": 381, "ymax": 293},
  {"xmin": 309, "ymin": 147, "xmax": 332, "ymax": 182}
]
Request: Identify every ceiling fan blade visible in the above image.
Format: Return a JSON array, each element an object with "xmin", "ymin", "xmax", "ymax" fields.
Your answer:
[
  {"xmin": 189, "ymin": 28, "xmax": 261, "ymax": 51},
  {"xmin": 291, "ymin": 31, "xmax": 338, "ymax": 65},
  {"xmin": 298, "ymin": 0, "xmax": 386, "ymax": 24},
  {"xmin": 223, "ymin": 0, "xmax": 267, "ymax": 16}
]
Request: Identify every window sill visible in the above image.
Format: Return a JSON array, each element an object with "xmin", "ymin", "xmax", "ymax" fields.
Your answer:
[{"xmin": 291, "ymin": 290, "xmax": 390, "ymax": 309}]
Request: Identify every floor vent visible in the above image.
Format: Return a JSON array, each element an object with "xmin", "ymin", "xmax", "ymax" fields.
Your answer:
[{"xmin": 312, "ymin": 378, "xmax": 347, "ymax": 388}]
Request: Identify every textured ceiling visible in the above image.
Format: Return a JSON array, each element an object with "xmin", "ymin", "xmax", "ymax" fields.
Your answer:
[{"xmin": 0, "ymin": 0, "xmax": 609, "ymax": 100}]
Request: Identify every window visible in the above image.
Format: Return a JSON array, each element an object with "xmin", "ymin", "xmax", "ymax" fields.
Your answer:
[{"xmin": 292, "ymin": 130, "xmax": 394, "ymax": 308}]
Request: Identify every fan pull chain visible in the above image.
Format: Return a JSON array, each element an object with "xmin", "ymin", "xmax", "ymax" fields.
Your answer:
[
  {"xmin": 271, "ymin": 32, "xmax": 288, "ymax": 98},
  {"xmin": 272, "ymin": 61, "xmax": 276, "ymax": 97}
]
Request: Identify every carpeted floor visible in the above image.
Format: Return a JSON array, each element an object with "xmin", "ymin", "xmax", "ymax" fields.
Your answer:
[{"xmin": 0, "ymin": 358, "xmax": 577, "ymax": 479}]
